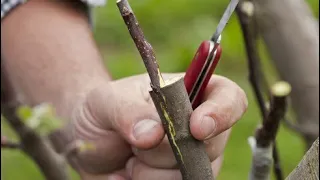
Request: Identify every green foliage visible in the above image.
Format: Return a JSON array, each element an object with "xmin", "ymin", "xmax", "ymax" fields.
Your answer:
[
  {"xmin": 16, "ymin": 106, "xmax": 33, "ymax": 120},
  {"xmin": 17, "ymin": 103, "xmax": 63, "ymax": 136}
]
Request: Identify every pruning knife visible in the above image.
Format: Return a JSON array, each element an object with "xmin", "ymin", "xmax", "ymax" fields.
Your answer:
[{"xmin": 184, "ymin": 0, "xmax": 239, "ymax": 109}]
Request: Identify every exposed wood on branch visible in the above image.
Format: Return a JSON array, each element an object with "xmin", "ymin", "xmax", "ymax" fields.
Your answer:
[{"xmin": 116, "ymin": 0, "xmax": 214, "ymax": 179}]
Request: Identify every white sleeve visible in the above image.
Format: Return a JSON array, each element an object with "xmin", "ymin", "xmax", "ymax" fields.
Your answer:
[{"xmin": 1, "ymin": 0, "xmax": 107, "ymax": 21}]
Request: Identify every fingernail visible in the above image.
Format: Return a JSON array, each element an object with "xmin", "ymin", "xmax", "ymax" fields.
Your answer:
[
  {"xmin": 108, "ymin": 175, "xmax": 120, "ymax": 180},
  {"xmin": 126, "ymin": 157, "xmax": 135, "ymax": 177},
  {"xmin": 133, "ymin": 119, "xmax": 159, "ymax": 140},
  {"xmin": 200, "ymin": 116, "xmax": 216, "ymax": 139}
]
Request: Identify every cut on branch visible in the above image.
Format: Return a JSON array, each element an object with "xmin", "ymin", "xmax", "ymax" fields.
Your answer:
[{"xmin": 116, "ymin": 0, "xmax": 214, "ymax": 179}]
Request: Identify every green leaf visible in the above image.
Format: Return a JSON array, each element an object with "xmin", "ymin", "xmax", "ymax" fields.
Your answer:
[
  {"xmin": 15, "ymin": 103, "xmax": 64, "ymax": 136},
  {"xmin": 16, "ymin": 106, "xmax": 33, "ymax": 121}
]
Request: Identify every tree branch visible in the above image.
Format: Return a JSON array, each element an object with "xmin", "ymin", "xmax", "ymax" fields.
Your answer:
[
  {"xmin": 1, "ymin": 64, "xmax": 69, "ymax": 180},
  {"xmin": 236, "ymin": 1, "xmax": 268, "ymax": 119},
  {"xmin": 116, "ymin": 0, "xmax": 164, "ymax": 89},
  {"xmin": 236, "ymin": 1, "xmax": 284, "ymax": 179},
  {"xmin": 253, "ymin": 0, "xmax": 319, "ymax": 148},
  {"xmin": 1, "ymin": 135, "xmax": 20, "ymax": 149},
  {"xmin": 248, "ymin": 82, "xmax": 291, "ymax": 180},
  {"xmin": 286, "ymin": 137, "xmax": 319, "ymax": 179},
  {"xmin": 283, "ymin": 118, "xmax": 315, "ymax": 136},
  {"xmin": 116, "ymin": 0, "xmax": 213, "ymax": 179},
  {"xmin": 256, "ymin": 82, "xmax": 291, "ymax": 147}
]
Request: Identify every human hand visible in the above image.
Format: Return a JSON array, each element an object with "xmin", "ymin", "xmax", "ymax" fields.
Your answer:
[{"xmin": 68, "ymin": 73, "xmax": 248, "ymax": 180}]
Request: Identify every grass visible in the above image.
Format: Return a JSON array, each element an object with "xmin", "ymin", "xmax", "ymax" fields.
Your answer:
[{"xmin": 1, "ymin": 0, "xmax": 318, "ymax": 179}]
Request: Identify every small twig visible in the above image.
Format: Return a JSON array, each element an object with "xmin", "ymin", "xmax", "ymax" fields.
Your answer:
[
  {"xmin": 117, "ymin": 1, "xmax": 213, "ymax": 179},
  {"xmin": 272, "ymin": 145, "xmax": 284, "ymax": 180},
  {"xmin": 236, "ymin": 1, "xmax": 268, "ymax": 119},
  {"xmin": 1, "ymin": 135, "xmax": 20, "ymax": 149},
  {"xmin": 1, "ymin": 64, "xmax": 69, "ymax": 180},
  {"xmin": 256, "ymin": 82, "xmax": 291, "ymax": 147},
  {"xmin": 236, "ymin": 1, "xmax": 284, "ymax": 179},
  {"xmin": 248, "ymin": 82, "xmax": 291, "ymax": 180},
  {"xmin": 283, "ymin": 118, "xmax": 308, "ymax": 135},
  {"xmin": 116, "ymin": 0, "xmax": 164, "ymax": 89}
]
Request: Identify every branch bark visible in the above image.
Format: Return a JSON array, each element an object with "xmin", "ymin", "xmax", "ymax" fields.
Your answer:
[
  {"xmin": 150, "ymin": 78, "xmax": 214, "ymax": 180},
  {"xmin": 116, "ymin": 0, "xmax": 213, "ymax": 179},
  {"xmin": 1, "ymin": 63, "xmax": 69, "ymax": 180},
  {"xmin": 1, "ymin": 135, "xmax": 20, "ymax": 149},
  {"xmin": 252, "ymin": 0, "xmax": 319, "ymax": 148},
  {"xmin": 236, "ymin": 1, "xmax": 284, "ymax": 179},
  {"xmin": 286, "ymin": 137, "xmax": 319, "ymax": 180},
  {"xmin": 248, "ymin": 82, "xmax": 291, "ymax": 180}
]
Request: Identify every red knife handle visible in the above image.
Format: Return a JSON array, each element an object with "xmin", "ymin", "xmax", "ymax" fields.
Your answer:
[{"xmin": 184, "ymin": 40, "xmax": 222, "ymax": 109}]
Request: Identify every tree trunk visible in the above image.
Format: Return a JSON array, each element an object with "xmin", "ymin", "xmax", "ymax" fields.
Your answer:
[{"xmin": 253, "ymin": 0, "xmax": 319, "ymax": 148}]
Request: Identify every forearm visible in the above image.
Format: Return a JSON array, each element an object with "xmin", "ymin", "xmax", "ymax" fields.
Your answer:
[{"xmin": 1, "ymin": 0, "xmax": 111, "ymax": 118}]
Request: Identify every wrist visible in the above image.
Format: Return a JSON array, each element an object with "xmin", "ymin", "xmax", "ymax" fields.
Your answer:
[
  {"xmin": 55, "ymin": 77, "xmax": 111, "ymax": 121},
  {"xmin": 48, "ymin": 77, "xmax": 112, "ymax": 174}
]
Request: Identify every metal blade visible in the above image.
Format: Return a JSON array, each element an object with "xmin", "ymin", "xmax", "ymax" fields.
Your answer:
[{"xmin": 211, "ymin": 0, "xmax": 239, "ymax": 42}]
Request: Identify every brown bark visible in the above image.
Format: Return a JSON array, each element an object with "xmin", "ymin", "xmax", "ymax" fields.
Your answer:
[
  {"xmin": 150, "ymin": 78, "xmax": 213, "ymax": 180},
  {"xmin": 236, "ymin": 2, "xmax": 284, "ymax": 179},
  {"xmin": 116, "ymin": 0, "xmax": 214, "ymax": 179},
  {"xmin": 286, "ymin": 137, "xmax": 319, "ymax": 180},
  {"xmin": 255, "ymin": 82, "xmax": 291, "ymax": 148},
  {"xmin": 116, "ymin": 0, "xmax": 163, "ymax": 88},
  {"xmin": 1, "ymin": 63, "xmax": 69, "ymax": 180},
  {"xmin": 253, "ymin": 0, "xmax": 319, "ymax": 148}
]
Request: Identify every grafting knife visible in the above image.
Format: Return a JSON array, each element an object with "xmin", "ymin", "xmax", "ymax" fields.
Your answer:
[{"xmin": 184, "ymin": 0, "xmax": 239, "ymax": 109}]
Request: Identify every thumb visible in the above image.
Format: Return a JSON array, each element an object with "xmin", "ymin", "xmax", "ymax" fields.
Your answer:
[{"xmin": 85, "ymin": 78, "xmax": 165, "ymax": 150}]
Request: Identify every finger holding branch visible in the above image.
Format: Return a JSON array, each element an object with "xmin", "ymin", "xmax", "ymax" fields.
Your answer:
[{"xmin": 116, "ymin": 0, "xmax": 214, "ymax": 179}]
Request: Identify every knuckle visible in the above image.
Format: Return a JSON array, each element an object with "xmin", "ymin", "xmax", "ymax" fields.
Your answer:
[
  {"xmin": 213, "ymin": 104, "xmax": 233, "ymax": 131},
  {"xmin": 237, "ymin": 86, "xmax": 248, "ymax": 113}
]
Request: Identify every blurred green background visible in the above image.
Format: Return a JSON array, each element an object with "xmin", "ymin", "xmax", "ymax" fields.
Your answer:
[{"xmin": 2, "ymin": 0, "xmax": 319, "ymax": 179}]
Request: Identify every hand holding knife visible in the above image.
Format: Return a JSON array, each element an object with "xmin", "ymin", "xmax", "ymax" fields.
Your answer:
[{"xmin": 184, "ymin": 0, "xmax": 239, "ymax": 109}]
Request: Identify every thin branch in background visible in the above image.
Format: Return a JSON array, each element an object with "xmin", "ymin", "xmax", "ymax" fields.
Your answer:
[
  {"xmin": 248, "ymin": 82, "xmax": 291, "ymax": 180},
  {"xmin": 283, "ymin": 118, "xmax": 314, "ymax": 136},
  {"xmin": 1, "ymin": 64, "xmax": 69, "ymax": 180},
  {"xmin": 236, "ymin": 0, "xmax": 267, "ymax": 120},
  {"xmin": 256, "ymin": 82, "xmax": 291, "ymax": 180},
  {"xmin": 1, "ymin": 135, "xmax": 20, "ymax": 149},
  {"xmin": 116, "ymin": 0, "xmax": 214, "ymax": 179},
  {"xmin": 256, "ymin": 82, "xmax": 291, "ymax": 147},
  {"xmin": 236, "ymin": 1, "xmax": 284, "ymax": 179}
]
